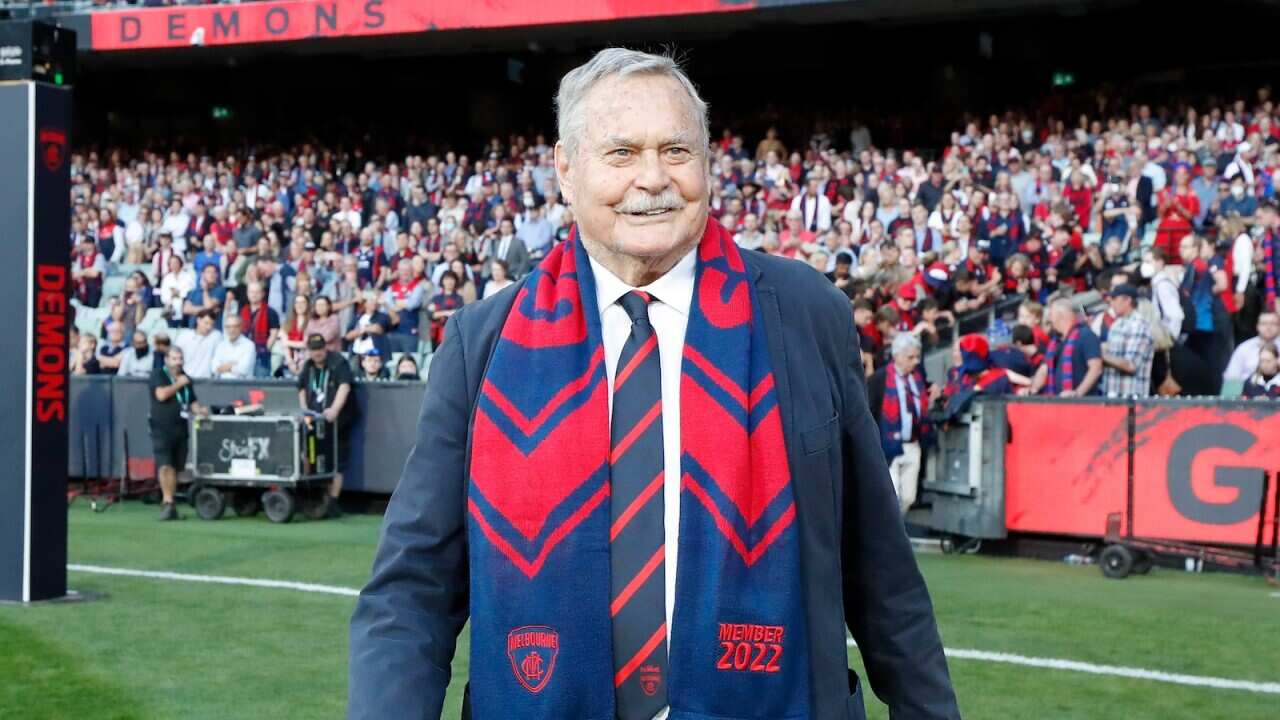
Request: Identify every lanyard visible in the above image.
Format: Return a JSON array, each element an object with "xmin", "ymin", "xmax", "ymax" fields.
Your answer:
[
  {"xmin": 310, "ymin": 366, "xmax": 329, "ymax": 404},
  {"xmin": 163, "ymin": 368, "xmax": 190, "ymax": 407}
]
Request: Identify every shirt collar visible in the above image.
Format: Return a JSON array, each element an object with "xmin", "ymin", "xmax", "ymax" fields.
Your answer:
[{"xmin": 588, "ymin": 245, "xmax": 696, "ymax": 319}]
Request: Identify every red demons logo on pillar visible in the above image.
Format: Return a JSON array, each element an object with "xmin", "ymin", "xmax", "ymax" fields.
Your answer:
[
  {"xmin": 507, "ymin": 625, "xmax": 559, "ymax": 693},
  {"xmin": 38, "ymin": 127, "xmax": 67, "ymax": 173}
]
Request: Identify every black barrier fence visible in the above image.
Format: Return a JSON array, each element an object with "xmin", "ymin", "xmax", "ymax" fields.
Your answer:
[{"xmin": 67, "ymin": 375, "xmax": 424, "ymax": 494}]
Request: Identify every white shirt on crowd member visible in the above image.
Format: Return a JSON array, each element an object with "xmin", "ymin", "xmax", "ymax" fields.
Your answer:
[
  {"xmin": 117, "ymin": 347, "xmax": 154, "ymax": 378},
  {"xmin": 589, "ymin": 246, "xmax": 694, "ymax": 642},
  {"xmin": 178, "ymin": 329, "xmax": 223, "ymax": 378},
  {"xmin": 789, "ymin": 190, "xmax": 832, "ymax": 232},
  {"xmin": 210, "ymin": 334, "xmax": 256, "ymax": 379},
  {"xmin": 1224, "ymin": 336, "xmax": 1280, "ymax": 382}
]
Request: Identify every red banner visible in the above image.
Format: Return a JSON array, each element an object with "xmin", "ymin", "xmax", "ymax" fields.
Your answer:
[
  {"xmin": 90, "ymin": 0, "xmax": 758, "ymax": 51},
  {"xmin": 1004, "ymin": 402, "xmax": 1129, "ymax": 537},
  {"xmin": 1004, "ymin": 400, "xmax": 1279, "ymax": 546},
  {"xmin": 1131, "ymin": 403, "xmax": 1279, "ymax": 545}
]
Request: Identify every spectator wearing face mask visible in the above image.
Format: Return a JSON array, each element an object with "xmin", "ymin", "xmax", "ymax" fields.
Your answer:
[
  {"xmin": 117, "ymin": 330, "xmax": 155, "ymax": 378},
  {"xmin": 395, "ymin": 354, "xmax": 421, "ymax": 381}
]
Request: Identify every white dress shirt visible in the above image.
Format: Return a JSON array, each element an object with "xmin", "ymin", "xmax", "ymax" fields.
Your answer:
[
  {"xmin": 210, "ymin": 334, "xmax": 256, "ymax": 379},
  {"xmin": 588, "ymin": 247, "xmax": 695, "ymax": 656}
]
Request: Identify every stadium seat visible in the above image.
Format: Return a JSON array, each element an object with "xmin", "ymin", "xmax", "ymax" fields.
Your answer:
[
  {"xmin": 74, "ymin": 306, "xmax": 111, "ymax": 339},
  {"xmin": 137, "ymin": 308, "xmax": 169, "ymax": 337},
  {"xmin": 101, "ymin": 275, "xmax": 127, "ymax": 300}
]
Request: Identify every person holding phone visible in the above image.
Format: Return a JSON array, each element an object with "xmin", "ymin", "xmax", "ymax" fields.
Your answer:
[{"xmin": 149, "ymin": 346, "xmax": 209, "ymax": 521}]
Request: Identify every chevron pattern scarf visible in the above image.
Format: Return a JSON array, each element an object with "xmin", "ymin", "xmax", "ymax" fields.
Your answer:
[{"xmin": 466, "ymin": 218, "xmax": 810, "ymax": 719}]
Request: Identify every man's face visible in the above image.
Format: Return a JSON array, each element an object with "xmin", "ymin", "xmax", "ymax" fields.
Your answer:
[
  {"xmin": 107, "ymin": 324, "xmax": 124, "ymax": 345},
  {"xmin": 247, "ymin": 283, "xmax": 264, "ymax": 305},
  {"xmin": 310, "ymin": 347, "xmax": 327, "ymax": 366},
  {"xmin": 555, "ymin": 73, "xmax": 708, "ymax": 265},
  {"xmin": 197, "ymin": 313, "xmax": 214, "ymax": 334},
  {"xmin": 1108, "ymin": 295, "xmax": 1133, "ymax": 317},
  {"xmin": 132, "ymin": 332, "xmax": 148, "ymax": 352},
  {"xmin": 224, "ymin": 316, "xmax": 243, "ymax": 341},
  {"xmin": 362, "ymin": 354, "xmax": 383, "ymax": 375},
  {"xmin": 1258, "ymin": 313, "xmax": 1279, "ymax": 342},
  {"xmin": 894, "ymin": 347, "xmax": 921, "ymax": 373},
  {"xmin": 165, "ymin": 347, "xmax": 184, "ymax": 373}
]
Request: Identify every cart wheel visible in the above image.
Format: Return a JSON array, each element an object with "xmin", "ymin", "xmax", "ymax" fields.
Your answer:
[
  {"xmin": 1133, "ymin": 551, "xmax": 1154, "ymax": 575},
  {"xmin": 231, "ymin": 490, "xmax": 261, "ymax": 518},
  {"xmin": 263, "ymin": 489, "xmax": 296, "ymax": 524},
  {"xmin": 194, "ymin": 486, "xmax": 227, "ymax": 521},
  {"xmin": 940, "ymin": 536, "xmax": 956, "ymax": 554},
  {"xmin": 1100, "ymin": 544, "xmax": 1134, "ymax": 579}
]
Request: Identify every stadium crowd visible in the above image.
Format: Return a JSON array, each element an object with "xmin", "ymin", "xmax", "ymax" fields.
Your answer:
[{"xmin": 66, "ymin": 85, "xmax": 1280, "ymax": 414}]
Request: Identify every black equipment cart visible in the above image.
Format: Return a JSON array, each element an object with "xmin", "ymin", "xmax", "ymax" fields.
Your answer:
[{"xmin": 189, "ymin": 413, "xmax": 337, "ymax": 523}]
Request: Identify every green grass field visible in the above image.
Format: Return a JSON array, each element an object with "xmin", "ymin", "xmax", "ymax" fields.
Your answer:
[{"xmin": 1, "ymin": 502, "xmax": 1276, "ymax": 719}]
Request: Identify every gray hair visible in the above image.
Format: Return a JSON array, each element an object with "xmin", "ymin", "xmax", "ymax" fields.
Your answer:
[
  {"xmin": 891, "ymin": 332, "xmax": 922, "ymax": 358},
  {"xmin": 555, "ymin": 47, "xmax": 709, "ymax": 161}
]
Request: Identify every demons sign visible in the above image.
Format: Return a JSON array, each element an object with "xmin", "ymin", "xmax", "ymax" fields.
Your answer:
[
  {"xmin": 1005, "ymin": 399, "xmax": 1280, "ymax": 546},
  {"xmin": 90, "ymin": 0, "xmax": 760, "ymax": 51}
]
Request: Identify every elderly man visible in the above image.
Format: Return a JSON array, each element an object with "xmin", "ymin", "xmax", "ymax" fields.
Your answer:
[
  {"xmin": 866, "ymin": 333, "xmax": 935, "ymax": 515},
  {"xmin": 1033, "ymin": 298, "xmax": 1104, "ymax": 396},
  {"xmin": 1224, "ymin": 311, "xmax": 1280, "ymax": 381},
  {"xmin": 1100, "ymin": 284, "xmax": 1155, "ymax": 397},
  {"xmin": 349, "ymin": 49, "xmax": 958, "ymax": 720},
  {"xmin": 211, "ymin": 314, "xmax": 256, "ymax": 379}
]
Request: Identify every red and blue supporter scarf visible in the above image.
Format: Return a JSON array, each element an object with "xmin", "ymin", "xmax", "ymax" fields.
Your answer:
[
  {"xmin": 1044, "ymin": 323, "xmax": 1082, "ymax": 395},
  {"xmin": 880, "ymin": 364, "xmax": 931, "ymax": 459},
  {"xmin": 941, "ymin": 334, "xmax": 1010, "ymax": 420},
  {"xmin": 466, "ymin": 218, "xmax": 809, "ymax": 719},
  {"xmin": 1264, "ymin": 230, "xmax": 1279, "ymax": 312}
]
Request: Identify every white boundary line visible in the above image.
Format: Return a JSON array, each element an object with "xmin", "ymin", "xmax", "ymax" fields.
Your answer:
[
  {"xmin": 67, "ymin": 563, "xmax": 1278, "ymax": 694},
  {"xmin": 847, "ymin": 638, "xmax": 1280, "ymax": 694},
  {"xmin": 68, "ymin": 564, "xmax": 359, "ymax": 597}
]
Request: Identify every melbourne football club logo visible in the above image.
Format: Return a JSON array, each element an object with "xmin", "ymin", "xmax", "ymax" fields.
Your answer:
[
  {"xmin": 638, "ymin": 664, "xmax": 662, "ymax": 696},
  {"xmin": 507, "ymin": 625, "xmax": 560, "ymax": 693},
  {"xmin": 38, "ymin": 127, "xmax": 67, "ymax": 173}
]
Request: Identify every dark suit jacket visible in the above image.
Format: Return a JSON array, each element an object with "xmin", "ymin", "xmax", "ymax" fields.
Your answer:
[{"xmin": 348, "ymin": 249, "xmax": 960, "ymax": 720}]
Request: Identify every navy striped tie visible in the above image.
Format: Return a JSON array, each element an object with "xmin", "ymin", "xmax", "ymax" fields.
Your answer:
[{"xmin": 610, "ymin": 290, "xmax": 668, "ymax": 718}]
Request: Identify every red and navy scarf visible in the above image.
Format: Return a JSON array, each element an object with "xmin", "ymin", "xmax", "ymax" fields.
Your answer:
[
  {"xmin": 941, "ymin": 334, "xmax": 1010, "ymax": 420},
  {"xmin": 1045, "ymin": 323, "xmax": 1082, "ymax": 394},
  {"xmin": 880, "ymin": 364, "xmax": 930, "ymax": 459},
  {"xmin": 466, "ymin": 218, "xmax": 809, "ymax": 718},
  {"xmin": 1264, "ymin": 229, "xmax": 1279, "ymax": 312}
]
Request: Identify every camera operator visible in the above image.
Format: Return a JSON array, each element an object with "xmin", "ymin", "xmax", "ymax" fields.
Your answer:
[
  {"xmin": 150, "ymin": 346, "xmax": 209, "ymax": 521},
  {"xmin": 297, "ymin": 334, "xmax": 355, "ymax": 519}
]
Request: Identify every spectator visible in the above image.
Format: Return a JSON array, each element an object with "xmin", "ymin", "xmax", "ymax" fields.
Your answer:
[
  {"xmin": 484, "ymin": 216, "xmax": 531, "ymax": 279},
  {"xmin": 346, "ymin": 291, "xmax": 392, "ymax": 359},
  {"xmin": 182, "ymin": 263, "xmax": 227, "ymax": 328},
  {"xmin": 1100, "ymin": 284, "xmax": 1155, "ymax": 397},
  {"xmin": 297, "ymin": 334, "xmax": 355, "ymax": 518},
  {"xmin": 211, "ymin": 313, "xmax": 257, "ymax": 380},
  {"xmin": 1179, "ymin": 234, "xmax": 1229, "ymax": 393},
  {"xmin": 791, "ymin": 175, "xmax": 832, "ymax": 233},
  {"xmin": 1242, "ymin": 346, "xmax": 1280, "ymax": 399},
  {"xmin": 278, "ymin": 293, "xmax": 313, "ymax": 377},
  {"xmin": 938, "ymin": 334, "xmax": 1012, "ymax": 421},
  {"xmin": 71, "ymin": 334, "xmax": 102, "ymax": 375},
  {"xmin": 177, "ymin": 309, "xmax": 223, "ymax": 379},
  {"xmin": 1260, "ymin": 201, "xmax": 1280, "ymax": 311},
  {"xmin": 117, "ymin": 330, "xmax": 155, "ymax": 379},
  {"xmin": 72, "ymin": 236, "xmax": 105, "ymax": 308},
  {"xmin": 394, "ymin": 354, "xmax": 421, "ymax": 381},
  {"xmin": 306, "ymin": 295, "xmax": 343, "ymax": 353},
  {"xmin": 101, "ymin": 296, "xmax": 138, "ymax": 340},
  {"xmin": 1154, "ymin": 164, "xmax": 1199, "ymax": 263},
  {"xmin": 990, "ymin": 323, "xmax": 1043, "ymax": 381},
  {"xmin": 1224, "ymin": 312, "xmax": 1280, "ymax": 381},
  {"xmin": 95, "ymin": 322, "xmax": 128, "ymax": 376},
  {"xmin": 483, "ymin": 259, "xmax": 515, "ymax": 299},
  {"xmin": 1034, "ymin": 298, "xmax": 1103, "ymax": 397},
  {"xmin": 383, "ymin": 258, "xmax": 425, "ymax": 353},
  {"xmin": 515, "ymin": 202, "xmax": 554, "ymax": 261},
  {"xmin": 427, "ymin": 271, "xmax": 464, "ymax": 347},
  {"xmin": 866, "ymin": 333, "xmax": 934, "ymax": 515},
  {"xmin": 238, "ymin": 281, "xmax": 280, "ymax": 377},
  {"xmin": 159, "ymin": 254, "xmax": 194, "ymax": 327},
  {"xmin": 357, "ymin": 347, "xmax": 391, "ymax": 381}
]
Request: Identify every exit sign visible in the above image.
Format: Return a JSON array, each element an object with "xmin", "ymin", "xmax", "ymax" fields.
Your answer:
[{"xmin": 1052, "ymin": 72, "xmax": 1076, "ymax": 87}]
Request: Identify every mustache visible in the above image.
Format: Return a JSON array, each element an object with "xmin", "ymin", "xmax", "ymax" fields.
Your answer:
[{"xmin": 613, "ymin": 190, "xmax": 687, "ymax": 214}]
